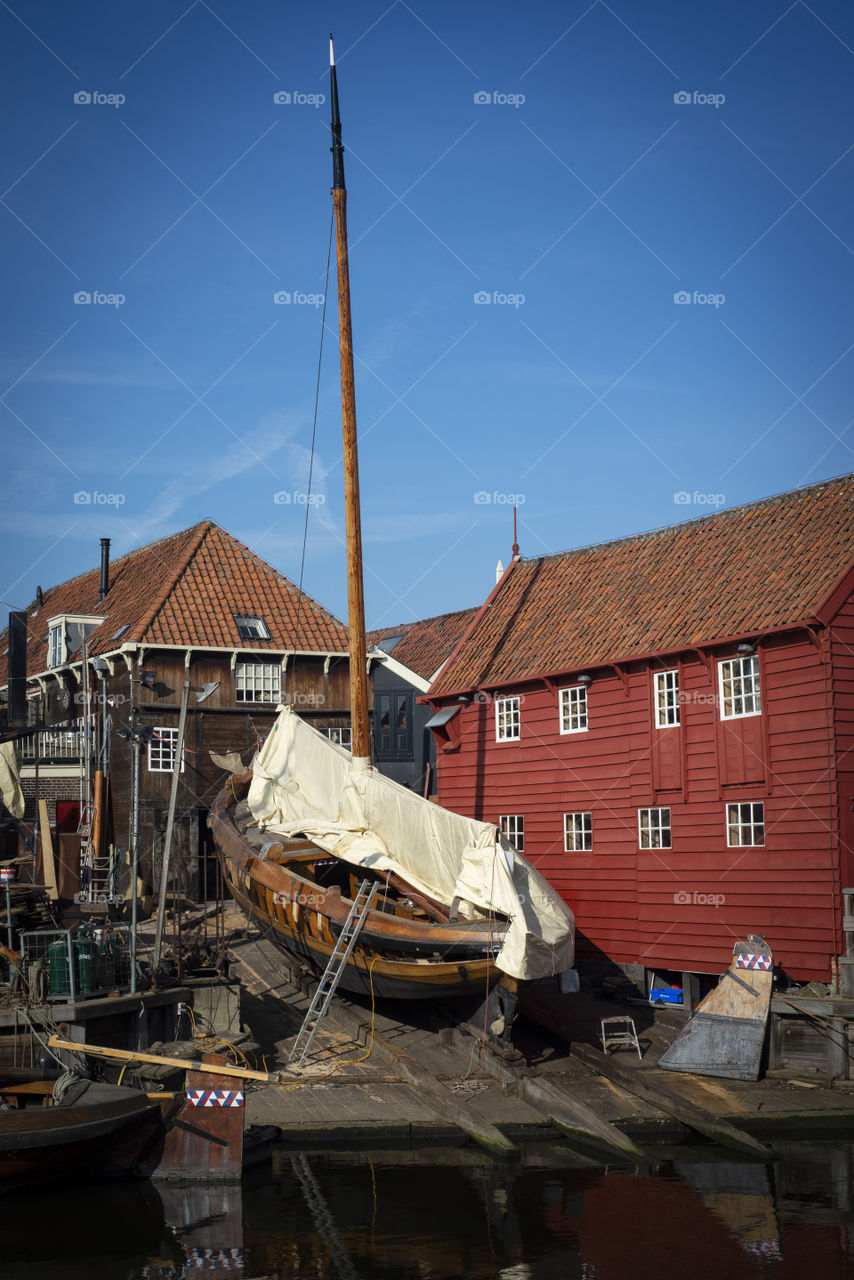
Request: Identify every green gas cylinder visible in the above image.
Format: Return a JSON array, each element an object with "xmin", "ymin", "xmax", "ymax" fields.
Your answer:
[
  {"xmin": 47, "ymin": 934, "xmax": 72, "ymax": 997},
  {"xmin": 74, "ymin": 930, "xmax": 95, "ymax": 994}
]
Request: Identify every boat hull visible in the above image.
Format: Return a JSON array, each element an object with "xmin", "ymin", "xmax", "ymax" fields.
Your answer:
[
  {"xmin": 209, "ymin": 778, "xmax": 504, "ymax": 1001},
  {"xmin": 0, "ymin": 1075, "xmax": 165, "ymax": 1193}
]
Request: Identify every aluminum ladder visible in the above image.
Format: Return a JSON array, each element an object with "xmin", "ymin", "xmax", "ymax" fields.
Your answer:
[{"xmin": 289, "ymin": 879, "xmax": 380, "ymax": 1067}]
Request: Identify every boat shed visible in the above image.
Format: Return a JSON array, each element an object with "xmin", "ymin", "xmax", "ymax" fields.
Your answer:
[{"xmin": 422, "ymin": 475, "xmax": 854, "ymax": 990}]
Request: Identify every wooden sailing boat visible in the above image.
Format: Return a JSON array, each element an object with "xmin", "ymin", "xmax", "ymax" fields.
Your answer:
[{"xmin": 208, "ymin": 40, "xmax": 574, "ymax": 1021}]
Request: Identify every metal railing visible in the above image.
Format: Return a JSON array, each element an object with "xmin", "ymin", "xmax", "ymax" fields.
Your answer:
[{"xmin": 17, "ymin": 728, "xmax": 83, "ymax": 761}]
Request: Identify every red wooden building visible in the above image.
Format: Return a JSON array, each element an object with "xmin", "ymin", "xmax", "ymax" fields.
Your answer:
[{"xmin": 424, "ymin": 475, "xmax": 854, "ymax": 987}]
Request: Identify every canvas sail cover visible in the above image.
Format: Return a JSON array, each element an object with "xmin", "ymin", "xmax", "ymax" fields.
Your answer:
[
  {"xmin": 0, "ymin": 741, "xmax": 24, "ymax": 820},
  {"xmin": 247, "ymin": 706, "xmax": 575, "ymax": 981}
]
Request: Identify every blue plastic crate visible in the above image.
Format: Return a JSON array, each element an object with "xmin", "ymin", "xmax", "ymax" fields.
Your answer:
[{"xmin": 649, "ymin": 987, "xmax": 683, "ymax": 1004}]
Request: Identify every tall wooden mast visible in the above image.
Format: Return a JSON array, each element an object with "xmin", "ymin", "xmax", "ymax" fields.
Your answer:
[{"xmin": 330, "ymin": 36, "xmax": 371, "ymax": 763}]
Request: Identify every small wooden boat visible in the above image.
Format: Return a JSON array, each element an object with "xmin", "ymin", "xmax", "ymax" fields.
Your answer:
[
  {"xmin": 208, "ymin": 41, "xmax": 575, "ymax": 1031},
  {"xmin": 659, "ymin": 936, "xmax": 774, "ymax": 1080},
  {"xmin": 0, "ymin": 1068, "xmax": 166, "ymax": 1193}
]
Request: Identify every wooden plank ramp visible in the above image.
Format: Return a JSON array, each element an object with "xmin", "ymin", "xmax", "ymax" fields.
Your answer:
[{"xmin": 571, "ymin": 1042, "xmax": 774, "ymax": 1159}]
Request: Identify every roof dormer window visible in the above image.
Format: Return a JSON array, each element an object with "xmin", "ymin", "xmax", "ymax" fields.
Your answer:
[
  {"xmin": 234, "ymin": 614, "xmax": 271, "ymax": 641},
  {"xmin": 46, "ymin": 614, "xmax": 104, "ymax": 669}
]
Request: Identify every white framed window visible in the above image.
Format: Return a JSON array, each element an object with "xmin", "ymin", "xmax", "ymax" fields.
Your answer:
[
  {"xmin": 234, "ymin": 614, "xmax": 271, "ymax": 641},
  {"xmin": 235, "ymin": 661, "xmax": 281, "ymax": 703},
  {"xmin": 564, "ymin": 812, "xmax": 592, "ymax": 852},
  {"xmin": 639, "ymin": 807, "xmax": 671, "ymax": 849},
  {"xmin": 654, "ymin": 670, "xmax": 680, "ymax": 727},
  {"xmin": 148, "ymin": 727, "xmax": 184, "ymax": 773},
  {"xmin": 499, "ymin": 814, "xmax": 524, "ymax": 852},
  {"xmin": 559, "ymin": 685, "xmax": 588, "ymax": 733},
  {"xmin": 47, "ymin": 623, "xmax": 65, "ymax": 669},
  {"xmin": 495, "ymin": 696, "xmax": 520, "ymax": 742},
  {"xmin": 322, "ymin": 727, "xmax": 352, "ymax": 751},
  {"xmin": 718, "ymin": 655, "xmax": 761, "ymax": 719},
  {"xmin": 726, "ymin": 802, "xmax": 764, "ymax": 847}
]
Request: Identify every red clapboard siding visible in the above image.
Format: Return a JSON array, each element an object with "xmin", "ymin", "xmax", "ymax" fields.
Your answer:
[{"xmin": 434, "ymin": 623, "xmax": 850, "ymax": 982}]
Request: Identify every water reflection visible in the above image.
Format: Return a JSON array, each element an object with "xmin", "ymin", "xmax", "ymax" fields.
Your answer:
[{"xmin": 2, "ymin": 1140, "xmax": 853, "ymax": 1279}]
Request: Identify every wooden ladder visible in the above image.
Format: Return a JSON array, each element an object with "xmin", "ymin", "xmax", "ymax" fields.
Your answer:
[{"xmin": 289, "ymin": 879, "xmax": 380, "ymax": 1067}]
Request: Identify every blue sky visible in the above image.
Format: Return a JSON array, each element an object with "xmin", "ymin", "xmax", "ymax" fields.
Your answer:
[{"xmin": 2, "ymin": 1, "xmax": 852, "ymax": 633}]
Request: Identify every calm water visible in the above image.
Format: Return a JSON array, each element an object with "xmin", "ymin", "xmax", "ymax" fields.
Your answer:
[{"xmin": 3, "ymin": 1140, "xmax": 852, "ymax": 1279}]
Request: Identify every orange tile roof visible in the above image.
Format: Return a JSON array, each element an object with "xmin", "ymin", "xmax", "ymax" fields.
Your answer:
[
  {"xmin": 430, "ymin": 475, "xmax": 854, "ymax": 696},
  {"xmin": 367, "ymin": 607, "xmax": 478, "ymax": 681},
  {"xmin": 0, "ymin": 521, "xmax": 348, "ymax": 681}
]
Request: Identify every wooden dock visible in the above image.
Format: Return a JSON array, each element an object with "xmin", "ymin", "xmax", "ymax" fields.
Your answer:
[{"xmin": 226, "ymin": 934, "xmax": 854, "ymax": 1161}]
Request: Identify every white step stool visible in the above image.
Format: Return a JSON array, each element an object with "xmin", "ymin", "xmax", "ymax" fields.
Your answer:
[{"xmin": 600, "ymin": 1015, "xmax": 642, "ymax": 1059}]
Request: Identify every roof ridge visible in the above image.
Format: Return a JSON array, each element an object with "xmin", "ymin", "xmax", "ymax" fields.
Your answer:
[
  {"xmin": 368, "ymin": 605, "xmax": 478, "ymax": 637},
  {"xmin": 521, "ymin": 472, "xmax": 854, "ymax": 566}
]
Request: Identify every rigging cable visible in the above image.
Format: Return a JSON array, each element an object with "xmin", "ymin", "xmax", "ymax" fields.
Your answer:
[{"xmin": 288, "ymin": 209, "xmax": 335, "ymax": 705}]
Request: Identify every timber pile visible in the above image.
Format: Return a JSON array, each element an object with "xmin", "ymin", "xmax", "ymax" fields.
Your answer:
[{"xmin": 0, "ymin": 865, "xmax": 58, "ymax": 935}]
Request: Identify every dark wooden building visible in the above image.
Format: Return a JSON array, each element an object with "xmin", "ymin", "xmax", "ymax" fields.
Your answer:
[
  {"xmin": 423, "ymin": 476, "xmax": 854, "ymax": 988},
  {"xmin": 367, "ymin": 607, "xmax": 477, "ymax": 794},
  {"xmin": 0, "ymin": 521, "xmax": 351, "ymax": 902}
]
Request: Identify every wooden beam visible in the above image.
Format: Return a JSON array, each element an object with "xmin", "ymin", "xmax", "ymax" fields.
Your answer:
[
  {"xmin": 47, "ymin": 1034, "xmax": 278, "ymax": 1084},
  {"xmin": 38, "ymin": 798, "xmax": 58, "ymax": 901}
]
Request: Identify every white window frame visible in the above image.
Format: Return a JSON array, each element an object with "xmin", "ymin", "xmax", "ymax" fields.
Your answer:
[
  {"xmin": 726, "ymin": 802, "xmax": 765, "ymax": 847},
  {"xmin": 234, "ymin": 614, "xmax": 271, "ymax": 641},
  {"xmin": 235, "ymin": 661, "xmax": 281, "ymax": 704},
  {"xmin": 322, "ymin": 727, "xmax": 352, "ymax": 751},
  {"xmin": 147, "ymin": 727, "xmax": 185, "ymax": 773},
  {"xmin": 559, "ymin": 685, "xmax": 588, "ymax": 734},
  {"xmin": 638, "ymin": 807, "xmax": 671, "ymax": 849},
  {"xmin": 495, "ymin": 696, "xmax": 520, "ymax": 742},
  {"xmin": 499, "ymin": 814, "xmax": 524, "ymax": 852},
  {"xmin": 654, "ymin": 670, "xmax": 680, "ymax": 728},
  {"xmin": 47, "ymin": 623, "xmax": 65, "ymax": 670},
  {"xmin": 564, "ymin": 812, "xmax": 592, "ymax": 852},
  {"xmin": 718, "ymin": 655, "xmax": 761, "ymax": 719}
]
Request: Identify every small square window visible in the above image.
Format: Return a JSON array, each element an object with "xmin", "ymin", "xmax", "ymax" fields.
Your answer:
[
  {"xmin": 639, "ymin": 807, "xmax": 671, "ymax": 849},
  {"xmin": 495, "ymin": 696, "xmax": 520, "ymax": 742},
  {"xmin": 564, "ymin": 812, "xmax": 592, "ymax": 852},
  {"xmin": 654, "ymin": 670, "xmax": 680, "ymax": 727},
  {"xmin": 559, "ymin": 686, "xmax": 588, "ymax": 733},
  {"xmin": 719, "ymin": 655, "xmax": 761, "ymax": 719},
  {"xmin": 499, "ymin": 815, "xmax": 524, "ymax": 852},
  {"xmin": 147, "ymin": 727, "xmax": 184, "ymax": 773},
  {"xmin": 234, "ymin": 614, "xmax": 271, "ymax": 641},
  {"xmin": 726, "ymin": 802, "xmax": 764, "ymax": 847},
  {"xmin": 322, "ymin": 727, "xmax": 352, "ymax": 752}
]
